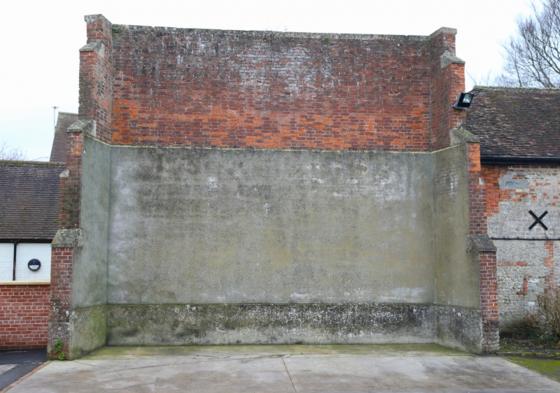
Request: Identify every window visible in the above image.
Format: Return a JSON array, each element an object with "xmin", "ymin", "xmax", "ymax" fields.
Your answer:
[
  {"xmin": 0, "ymin": 243, "xmax": 51, "ymax": 283},
  {"xmin": 0, "ymin": 244, "xmax": 12, "ymax": 281}
]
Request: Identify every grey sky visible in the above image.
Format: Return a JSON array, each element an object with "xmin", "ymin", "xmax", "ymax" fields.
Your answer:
[{"xmin": 0, "ymin": 0, "xmax": 533, "ymax": 160}]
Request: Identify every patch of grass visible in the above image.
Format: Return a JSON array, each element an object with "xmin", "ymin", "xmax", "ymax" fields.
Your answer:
[
  {"xmin": 508, "ymin": 356, "xmax": 560, "ymax": 382},
  {"xmin": 54, "ymin": 338, "xmax": 65, "ymax": 361}
]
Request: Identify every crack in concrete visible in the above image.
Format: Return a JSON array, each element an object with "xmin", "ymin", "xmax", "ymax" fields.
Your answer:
[{"xmin": 282, "ymin": 357, "xmax": 298, "ymax": 393}]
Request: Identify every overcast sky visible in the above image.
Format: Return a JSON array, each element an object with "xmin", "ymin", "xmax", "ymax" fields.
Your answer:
[{"xmin": 0, "ymin": 0, "xmax": 534, "ymax": 160}]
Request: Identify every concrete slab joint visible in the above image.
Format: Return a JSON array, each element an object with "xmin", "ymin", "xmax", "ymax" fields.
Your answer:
[
  {"xmin": 468, "ymin": 235, "xmax": 497, "ymax": 254},
  {"xmin": 440, "ymin": 50, "xmax": 465, "ymax": 69}
]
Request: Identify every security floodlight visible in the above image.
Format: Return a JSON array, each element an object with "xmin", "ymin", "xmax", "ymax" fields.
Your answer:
[{"xmin": 453, "ymin": 92, "xmax": 474, "ymax": 109}]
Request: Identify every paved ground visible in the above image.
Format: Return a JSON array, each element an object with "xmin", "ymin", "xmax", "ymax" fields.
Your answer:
[
  {"xmin": 0, "ymin": 349, "xmax": 46, "ymax": 391},
  {"xmin": 5, "ymin": 344, "xmax": 560, "ymax": 393}
]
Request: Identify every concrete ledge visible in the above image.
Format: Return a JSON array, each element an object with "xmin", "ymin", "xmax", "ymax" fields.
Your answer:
[
  {"xmin": 68, "ymin": 120, "xmax": 96, "ymax": 136},
  {"xmin": 430, "ymin": 27, "xmax": 457, "ymax": 37},
  {"xmin": 107, "ymin": 303, "xmax": 436, "ymax": 346},
  {"xmin": 440, "ymin": 51, "xmax": 465, "ymax": 69},
  {"xmin": 434, "ymin": 305, "xmax": 482, "ymax": 353},
  {"xmin": 450, "ymin": 127, "xmax": 480, "ymax": 145},
  {"xmin": 48, "ymin": 305, "xmax": 107, "ymax": 360},
  {"xmin": 104, "ymin": 303, "xmax": 482, "ymax": 351},
  {"xmin": 79, "ymin": 42, "xmax": 105, "ymax": 56},
  {"xmin": 69, "ymin": 305, "xmax": 107, "ymax": 359},
  {"xmin": 52, "ymin": 229, "xmax": 83, "ymax": 248},
  {"xmin": 468, "ymin": 235, "xmax": 497, "ymax": 253}
]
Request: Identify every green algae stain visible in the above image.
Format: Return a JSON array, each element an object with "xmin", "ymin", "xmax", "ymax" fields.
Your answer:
[
  {"xmin": 84, "ymin": 343, "xmax": 464, "ymax": 360},
  {"xmin": 508, "ymin": 357, "xmax": 560, "ymax": 382}
]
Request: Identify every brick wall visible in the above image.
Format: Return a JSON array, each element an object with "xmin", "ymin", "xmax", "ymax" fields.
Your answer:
[
  {"xmin": 429, "ymin": 29, "xmax": 465, "ymax": 149},
  {"xmin": 47, "ymin": 120, "xmax": 84, "ymax": 357},
  {"xmin": 466, "ymin": 142, "xmax": 499, "ymax": 351},
  {"xmin": 49, "ymin": 247, "xmax": 74, "ymax": 326},
  {"xmin": 80, "ymin": 15, "xmax": 113, "ymax": 143},
  {"xmin": 58, "ymin": 132, "xmax": 83, "ymax": 229},
  {"xmin": 482, "ymin": 164, "xmax": 560, "ymax": 328},
  {"xmin": 77, "ymin": 16, "xmax": 464, "ymax": 151},
  {"xmin": 0, "ymin": 285, "xmax": 50, "ymax": 349}
]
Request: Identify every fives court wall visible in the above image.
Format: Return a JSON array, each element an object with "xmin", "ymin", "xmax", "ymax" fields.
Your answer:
[{"xmin": 48, "ymin": 14, "xmax": 497, "ymax": 358}]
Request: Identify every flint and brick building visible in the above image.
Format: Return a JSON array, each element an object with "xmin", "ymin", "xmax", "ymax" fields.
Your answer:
[{"xmin": 466, "ymin": 87, "xmax": 560, "ymax": 330}]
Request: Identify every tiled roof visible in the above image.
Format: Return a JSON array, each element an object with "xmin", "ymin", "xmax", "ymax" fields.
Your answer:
[
  {"xmin": 0, "ymin": 161, "xmax": 64, "ymax": 240},
  {"xmin": 465, "ymin": 87, "xmax": 560, "ymax": 160},
  {"xmin": 50, "ymin": 112, "xmax": 78, "ymax": 163}
]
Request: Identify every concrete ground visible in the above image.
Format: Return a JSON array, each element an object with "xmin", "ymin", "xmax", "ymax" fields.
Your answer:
[
  {"xmin": 0, "ymin": 349, "xmax": 46, "ymax": 391},
  {"xmin": 5, "ymin": 344, "xmax": 560, "ymax": 393}
]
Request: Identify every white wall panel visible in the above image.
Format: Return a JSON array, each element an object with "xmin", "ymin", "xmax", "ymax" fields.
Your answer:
[
  {"xmin": 15, "ymin": 243, "xmax": 51, "ymax": 282},
  {"xmin": 0, "ymin": 243, "xmax": 14, "ymax": 282}
]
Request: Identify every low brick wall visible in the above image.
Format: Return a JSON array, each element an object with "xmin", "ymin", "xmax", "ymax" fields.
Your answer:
[{"xmin": 0, "ymin": 284, "xmax": 50, "ymax": 349}]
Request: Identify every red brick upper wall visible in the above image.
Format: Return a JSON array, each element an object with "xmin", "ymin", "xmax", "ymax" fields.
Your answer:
[{"xmin": 81, "ymin": 15, "xmax": 464, "ymax": 151}]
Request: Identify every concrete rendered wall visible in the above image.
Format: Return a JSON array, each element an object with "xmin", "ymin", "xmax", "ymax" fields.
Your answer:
[
  {"xmin": 64, "ymin": 139, "xmax": 480, "ymax": 351},
  {"xmin": 67, "ymin": 137, "xmax": 111, "ymax": 357},
  {"xmin": 434, "ymin": 144, "xmax": 478, "ymax": 308},
  {"xmin": 432, "ymin": 144, "xmax": 482, "ymax": 350},
  {"xmin": 107, "ymin": 147, "xmax": 435, "ymax": 305}
]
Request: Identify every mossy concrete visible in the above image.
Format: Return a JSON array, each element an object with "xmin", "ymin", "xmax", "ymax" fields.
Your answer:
[
  {"xmin": 73, "ymin": 137, "xmax": 111, "ymax": 308},
  {"xmin": 106, "ymin": 303, "xmax": 484, "ymax": 352},
  {"xmin": 433, "ymin": 143, "xmax": 478, "ymax": 308},
  {"xmin": 84, "ymin": 343, "xmax": 465, "ymax": 360},
  {"xmin": 107, "ymin": 303, "xmax": 435, "ymax": 346},
  {"xmin": 68, "ymin": 305, "xmax": 107, "ymax": 359},
  {"xmin": 59, "ymin": 138, "xmax": 484, "ymax": 356}
]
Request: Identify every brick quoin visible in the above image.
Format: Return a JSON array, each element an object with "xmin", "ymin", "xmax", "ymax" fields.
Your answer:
[
  {"xmin": 50, "ymin": 247, "xmax": 74, "ymax": 324},
  {"xmin": 47, "ymin": 126, "xmax": 83, "ymax": 357},
  {"xmin": 58, "ymin": 132, "xmax": 83, "ymax": 229},
  {"xmin": 0, "ymin": 285, "xmax": 50, "ymax": 349},
  {"xmin": 467, "ymin": 142, "xmax": 499, "ymax": 352},
  {"xmin": 479, "ymin": 252, "xmax": 499, "ymax": 350}
]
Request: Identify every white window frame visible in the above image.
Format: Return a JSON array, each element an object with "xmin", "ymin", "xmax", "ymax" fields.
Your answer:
[{"xmin": 0, "ymin": 241, "xmax": 51, "ymax": 284}]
